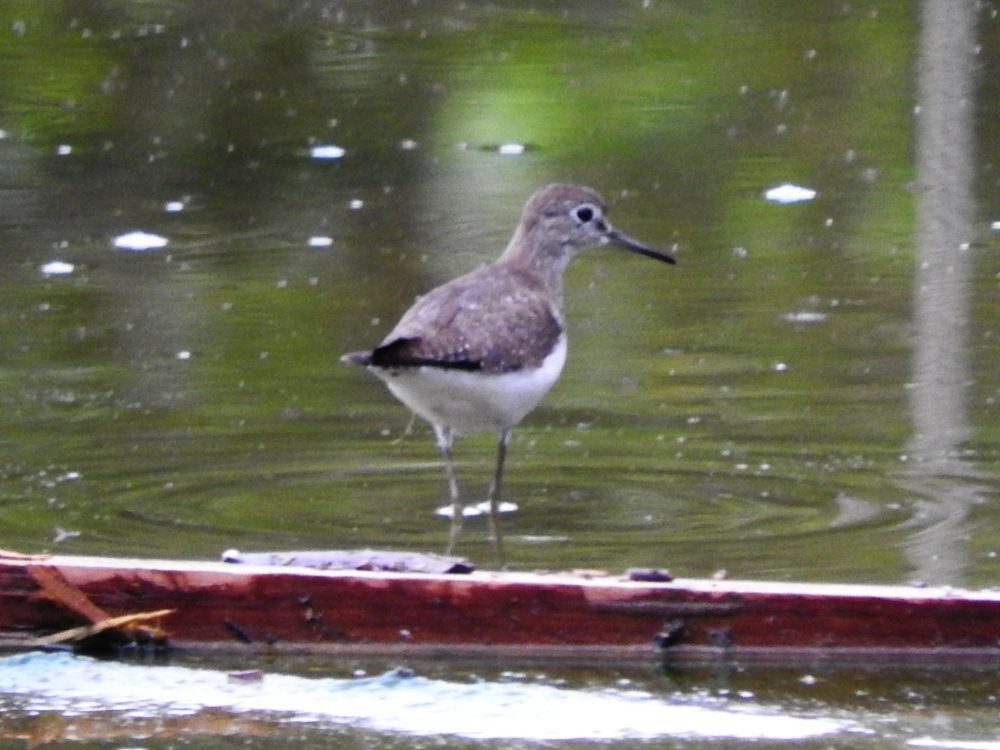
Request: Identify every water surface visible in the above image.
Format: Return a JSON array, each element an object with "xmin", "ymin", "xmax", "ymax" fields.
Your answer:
[{"xmin": 0, "ymin": 651, "xmax": 997, "ymax": 750}]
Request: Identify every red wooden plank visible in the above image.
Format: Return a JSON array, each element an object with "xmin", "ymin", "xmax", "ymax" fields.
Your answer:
[{"xmin": 1, "ymin": 555, "xmax": 998, "ymax": 662}]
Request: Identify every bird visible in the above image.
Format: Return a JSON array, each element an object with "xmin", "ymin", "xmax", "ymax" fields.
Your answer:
[{"xmin": 342, "ymin": 183, "xmax": 675, "ymax": 565}]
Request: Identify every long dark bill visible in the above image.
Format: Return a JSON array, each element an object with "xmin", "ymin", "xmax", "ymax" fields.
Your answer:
[{"xmin": 606, "ymin": 228, "xmax": 677, "ymax": 265}]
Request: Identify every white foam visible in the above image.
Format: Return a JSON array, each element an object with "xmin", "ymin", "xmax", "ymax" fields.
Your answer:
[{"xmin": 0, "ymin": 653, "xmax": 858, "ymax": 742}]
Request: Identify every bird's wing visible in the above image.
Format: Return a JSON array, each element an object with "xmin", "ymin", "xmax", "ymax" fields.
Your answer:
[{"xmin": 370, "ymin": 266, "xmax": 563, "ymax": 374}]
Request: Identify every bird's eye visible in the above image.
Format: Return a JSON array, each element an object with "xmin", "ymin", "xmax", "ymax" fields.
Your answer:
[{"xmin": 574, "ymin": 205, "xmax": 595, "ymax": 223}]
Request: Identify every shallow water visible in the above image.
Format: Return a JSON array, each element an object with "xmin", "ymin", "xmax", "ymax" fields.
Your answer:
[{"xmin": 0, "ymin": 0, "xmax": 998, "ymax": 746}]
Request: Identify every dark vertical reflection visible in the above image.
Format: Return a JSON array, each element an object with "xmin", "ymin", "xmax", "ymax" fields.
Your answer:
[{"xmin": 903, "ymin": 0, "xmax": 983, "ymax": 584}]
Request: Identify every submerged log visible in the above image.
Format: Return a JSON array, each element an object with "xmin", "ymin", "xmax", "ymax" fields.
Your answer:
[{"xmin": 0, "ymin": 552, "xmax": 998, "ymax": 663}]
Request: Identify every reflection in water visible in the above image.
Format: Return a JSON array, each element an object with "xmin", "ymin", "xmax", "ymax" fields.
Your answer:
[{"xmin": 904, "ymin": 0, "xmax": 983, "ymax": 584}]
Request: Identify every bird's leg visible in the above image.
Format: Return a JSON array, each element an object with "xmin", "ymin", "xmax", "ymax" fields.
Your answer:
[
  {"xmin": 390, "ymin": 411, "xmax": 418, "ymax": 445},
  {"xmin": 434, "ymin": 425, "xmax": 463, "ymax": 555},
  {"xmin": 487, "ymin": 428, "xmax": 511, "ymax": 568}
]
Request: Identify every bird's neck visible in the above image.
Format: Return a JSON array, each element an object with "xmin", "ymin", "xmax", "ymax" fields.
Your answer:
[{"xmin": 497, "ymin": 226, "xmax": 571, "ymax": 303}]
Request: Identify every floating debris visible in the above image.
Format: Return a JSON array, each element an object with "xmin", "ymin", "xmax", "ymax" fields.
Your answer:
[
  {"xmin": 348, "ymin": 199, "xmax": 364, "ymax": 210},
  {"xmin": 310, "ymin": 144, "xmax": 346, "ymax": 160},
  {"xmin": 176, "ymin": 350, "xmax": 191, "ymax": 361},
  {"xmin": 40, "ymin": 260, "xmax": 75, "ymax": 276},
  {"xmin": 399, "ymin": 138, "xmax": 418, "ymax": 151},
  {"xmin": 164, "ymin": 200, "xmax": 185, "ymax": 213},
  {"xmin": 113, "ymin": 231, "xmax": 169, "ymax": 251},
  {"xmin": 56, "ymin": 144, "xmax": 72, "ymax": 156},
  {"xmin": 764, "ymin": 183, "xmax": 816, "ymax": 204},
  {"xmin": 52, "ymin": 527, "xmax": 81, "ymax": 543},
  {"xmin": 991, "ymin": 220, "xmax": 1000, "ymax": 233},
  {"xmin": 308, "ymin": 236, "xmax": 333, "ymax": 248}
]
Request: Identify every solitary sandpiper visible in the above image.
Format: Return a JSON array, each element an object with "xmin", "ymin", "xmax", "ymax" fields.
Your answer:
[{"xmin": 342, "ymin": 183, "xmax": 675, "ymax": 564}]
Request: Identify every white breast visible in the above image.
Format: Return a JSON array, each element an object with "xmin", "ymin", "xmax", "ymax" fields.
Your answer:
[{"xmin": 373, "ymin": 335, "xmax": 567, "ymax": 435}]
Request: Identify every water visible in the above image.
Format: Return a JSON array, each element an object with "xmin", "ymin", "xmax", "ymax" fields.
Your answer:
[
  {"xmin": 0, "ymin": 0, "xmax": 998, "ymax": 746},
  {"xmin": 0, "ymin": 651, "xmax": 997, "ymax": 749}
]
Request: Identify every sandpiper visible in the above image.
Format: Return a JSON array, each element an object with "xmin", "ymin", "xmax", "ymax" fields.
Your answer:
[{"xmin": 342, "ymin": 183, "xmax": 675, "ymax": 564}]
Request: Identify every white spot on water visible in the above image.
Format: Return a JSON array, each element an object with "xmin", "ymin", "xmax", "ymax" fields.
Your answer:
[
  {"xmin": 40, "ymin": 260, "xmax": 75, "ymax": 276},
  {"xmin": 764, "ymin": 183, "xmax": 816, "ymax": 204},
  {"xmin": 473, "ymin": 500, "xmax": 517, "ymax": 514},
  {"xmin": 348, "ymin": 198, "xmax": 364, "ymax": 210},
  {"xmin": 498, "ymin": 143, "xmax": 526, "ymax": 155},
  {"xmin": 164, "ymin": 200, "xmax": 185, "ymax": 213},
  {"xmin": 399, "ymin": 138, "xmax": 418, "ymax": 150},
  {"xmin": 175, "ymin": 350, "xmax": 191, "ymax": 361},
  {"xmin": 783, "ymin": 310, "xmax": 828, "ymax": 324},
  {"xmin": 308, "ymin": 236, "xmax": 333, "ymax": 247},
  {"xmin": 113, "ymin": 231, "xmax": 169, "ymax": 251},
  {"xmin": 310, "ymin": 144, "xmax": 346, "ymax": 159},
  {"xmin": 435, "ymin": 501, "xmax": 518, "ymax": 518},
  {"xmin": 52, "ymin": 527, "xmax": 80, "ymax": 543},
  {"xmin": 518, "ymin": 534, "xmax": 569, "ymax": 544},
  {"xmin": 56, "ymin": 144, "xmax": 72, "ymax": 156}
]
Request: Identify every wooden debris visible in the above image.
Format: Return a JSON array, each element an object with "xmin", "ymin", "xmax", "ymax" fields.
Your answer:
[
  {"xmin": 31, "ymin": 609, "xmax": 175, "ymax": 647},
  {"xmin": 23, "ymin": 561, "xmax": 173, "ymax": 650},
  {"xmin": 1, "ymin": 553, "xmax": 999, "ymax": 663},
  {"xmin": 221, "ymin": 548, "xmax": 474, "ymax": 574},
  {"xmin": 28, "ymin": 565, "xmax": 111, "ymax": 624}
]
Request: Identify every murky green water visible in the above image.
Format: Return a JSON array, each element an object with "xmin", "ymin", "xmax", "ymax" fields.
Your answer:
[{"xmin": 0, "ymin": 0, "xmax": 998, "ymax": 747}]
